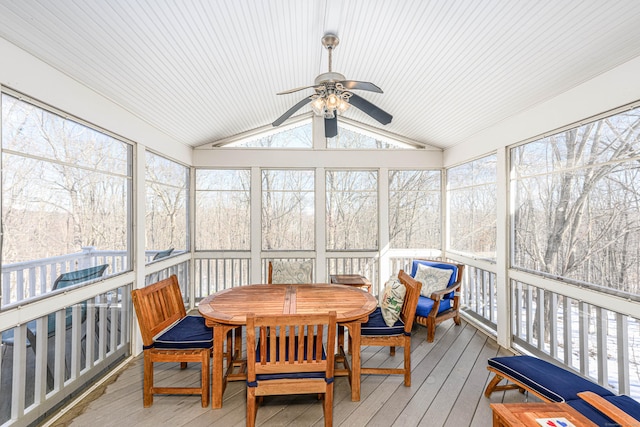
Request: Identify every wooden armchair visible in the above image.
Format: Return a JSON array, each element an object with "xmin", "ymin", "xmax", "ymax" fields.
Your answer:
[
  {"xmin": 267, "ymin": 259, "xmax": 313, "ymax": 284},
  {"xmin": 357, "ymin": 270, "xmax": 421, "ymax": 386},
  {"xmin": 246, "ymin": 311, "xmax": 337, "ymax": 427},
  {"xmin": 131, "ymin": 275, "xmax": 212, "ymax": 407},
  {"xmin": 410, "ymin": 259, "xmax": 465, "ymax": 342}
]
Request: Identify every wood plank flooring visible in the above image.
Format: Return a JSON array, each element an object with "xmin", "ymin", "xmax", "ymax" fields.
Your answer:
[{"xmin": 56, "ymin": 320, "xmax": 535, "ymax": 427}]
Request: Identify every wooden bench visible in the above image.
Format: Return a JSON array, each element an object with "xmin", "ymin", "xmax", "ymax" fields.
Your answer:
[{"xmin": 131, "ymin": 275, "xmax": 213, "ymax": 407}]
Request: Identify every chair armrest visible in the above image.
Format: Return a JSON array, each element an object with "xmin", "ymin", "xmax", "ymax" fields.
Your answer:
[
  {"xmin": 428, "ymin": 282, "xmax": 461, "ymax": 300},
  {"xmin": 577, "ymin": 391, "xmax": 640, "ymax": 426}
]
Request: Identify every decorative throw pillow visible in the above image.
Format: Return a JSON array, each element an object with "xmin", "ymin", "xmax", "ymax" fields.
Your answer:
[
  {"xmin": 380, "ymin": 275, "xmax": 406, "ymax": 327},
  {"xmin": 271, "ymin": 260, "xmax": 313, "ymax": 284},
  {"xmin": 414, "ymin": 264, "xmax": 453, "ymax": 298}
]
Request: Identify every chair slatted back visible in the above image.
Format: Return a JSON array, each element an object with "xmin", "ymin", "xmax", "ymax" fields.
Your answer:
[
  {"xmin": 131, "ymin": 275, "xmax": 187, "ymax": 347},
  {"xmin": 247, "ymin": 312, "xmax": 336, "ymax": 379},
  {"xmin": 398, "ymin": 270, "xmax": 422, "ymax": 334}
]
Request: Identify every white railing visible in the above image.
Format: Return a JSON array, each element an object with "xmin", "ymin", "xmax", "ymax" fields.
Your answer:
[
  {"xmin": 461, "ymin": 263, "xmax": 498, "ymax": 329},
  {"xmin": 0, "ymin": 284, "xmax": 131, "ymax": 426},
  {"xmin": 193, "ymin": 253, "xmax": 383, "ymax": 299},
  {"xmin": 2, "ymin": 248, "xmax": 178, "ymax": 307},
  {"xmin": 511, "ymin": 280, "xmax": 640, "ymax": 399},
  {"xmin": 194, "ymin": 256, "xmax": 251, "ymax": 298}
]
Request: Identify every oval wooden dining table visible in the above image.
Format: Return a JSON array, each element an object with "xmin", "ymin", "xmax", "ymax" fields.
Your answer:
[{"xmin": 198, "ymin": 283, "xmax": 377, "ymax": 408}]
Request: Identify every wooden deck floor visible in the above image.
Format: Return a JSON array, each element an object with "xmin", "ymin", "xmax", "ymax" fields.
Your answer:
[{"xmin": 56, "ymin": 320, "xmax": 534, "ymax": 427}]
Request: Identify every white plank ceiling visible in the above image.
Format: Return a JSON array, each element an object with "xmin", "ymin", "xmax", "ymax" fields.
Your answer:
[{"xmin": 1, "ymin": 0, "xmax": 640, "ymax": 149}]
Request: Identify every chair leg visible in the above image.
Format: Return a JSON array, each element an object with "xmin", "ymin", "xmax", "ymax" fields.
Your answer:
[
  {"xmin": 389, "ymin": 346, "xmax": 396, "ymax": 356},
  {"xmin": 201, "ymin": 349, "xmax": 210, "ymax": 408},
  {"xmin": 323, "ymin": 385, "xmax": 334, "ymax": 427},
  {"xmin": 427, "ymin": 320, "xmax": 436, "ymax": 343},
  {"xmin": 180, "ymin": 361, "xmax": 187, "ymax": 369},
  {"xmin": 404, "ymin": 339, "xmax": 411, "ymax": 386},
  {"xmin": 143, "ymin": 352, "xmax": 154, "ymax": 407},
  {"xmin": 246, "ymin": 388, "xmax": 257, "ymax": 427}
]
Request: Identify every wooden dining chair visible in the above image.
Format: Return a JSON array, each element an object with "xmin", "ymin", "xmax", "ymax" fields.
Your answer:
[
  {"xmin": 358, "ymin": 270, "xmax": 421, "ymax": 386},
  {"xmin": 246, "ymin": 311, "xmax": 337, "ymax": 427},
  {"xmin": 268, "ymin": 259, "xmax": 313, "ymax": 284},
  {"xmin": 131, "ymin": 275, "xmax": 213, "ymax": 407}
]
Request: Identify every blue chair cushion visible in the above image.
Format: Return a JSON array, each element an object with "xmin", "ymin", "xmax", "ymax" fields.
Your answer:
[
  {"xmin": 411, "ymin": 260, "xmax": 458, "ymax": 299},
  {"xmin": 361, "ymin": 307, "xmax": 405, "ymax": 336},
  {"xmin": 253, "ymin": 335, "xmax": 327, "ymax": 382},
  {"xmin": 602, "ymin": 395, "xmax": 640, "ymax": 420},
  {"xmin": 565, "ymin": 399, "xmax": 615, "ymax": 427},
  {"xmin": 153, "ymin": 315, "xmax": 213, "ymax": 350},
  {"xmin": 488, "ymin": 355, "xmax": 614, "ymax": 402},
  {"xmin": 415, "ymin": 296, "xmax": 452, "ymax": 318}
]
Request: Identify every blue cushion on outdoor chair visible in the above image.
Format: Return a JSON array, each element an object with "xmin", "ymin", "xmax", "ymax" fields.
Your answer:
[
  {"xmin": 565, "ymin": 399, "xmax": 616, "ymax": 427},
  {"xmin": 488, "ymin": 355, "xmax": 614, "ymax": 402},
  {"xmin": 253, "ymin": 335, "xmax": 327, "ymax": 382},
  {"xmin": 412, "ymin": 260, "xmax": 458, "ymax": 297},
  {"xmin": 415, "ymin": 297, "xmax": 452, "ymax": 318},
  {"xmin": 361, "ymin": 307, "xmax": 406, "ymax": 336},
  {"xmin": 601, "ymin": 395, "xmax": 640, "ymax": 420},
  {"xmin": 152, "ymin": 315, "xmax": 213, "ymax": 350}
]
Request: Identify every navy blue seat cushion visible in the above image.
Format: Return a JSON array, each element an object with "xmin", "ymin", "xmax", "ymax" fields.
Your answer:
[
  {"xmin": 361, "ymin": 307, "xmax": 405, "ymax": 336},
  {"xmin": 567, "ymin": 394, "xmax": 640, "ymax": 426},
  {"xmin": 253, "ymin": 335, "xmax": 327, "ymax": 382},
  {"xmin": 602, "ymin": 395, "xmax": 640, "ymax": 421},
  {"xmin": 415, "ymin": 296, "xmax": 452, "ymax": 318},
  {"xmin": 153, "ymin": 315, "xmax": 213, "ymax": 349},
  {"xmin": 488, "ymin": 356, "xmax": 614, "ymax": 402},
  {"xmin": 565, "ymin": 399, "xmax": 615, "ymax": 427}
]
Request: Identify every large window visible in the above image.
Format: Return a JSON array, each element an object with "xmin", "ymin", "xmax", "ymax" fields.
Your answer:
[
  {"xmin": 327, "ymin": 123, "xmax": 414, "ymax": 149},
  {"xmin": 389, "ymin": 170, "xmax": 441, "ymax": 249},
  {"xmin": 262, "ymin": 169, "xmax": 314, "ymax": 250},
  {"xmin": 326, "ymin": 170, "xmax": 378, "ymax": 250},
  {"xmin": 1, "ymin": 93, "xmax": 132, "ymax": 304},
  {"xmin": 512, "ymin": 107, "xmax": 640, "ymax": 296},
  {"xmin": 447, "ymin": 155, "xmax": 497, "ymax": 260},
  {"xmin": 226, "ymin": 122, "xmax": 312, "ymax": 148},
  {"xmin": 145, "ymin": 151, "xmax": 188, "ymax": 260},
  {"xmin": 195, "ymin": 169, "xmax": 250, "ymax": 250}
]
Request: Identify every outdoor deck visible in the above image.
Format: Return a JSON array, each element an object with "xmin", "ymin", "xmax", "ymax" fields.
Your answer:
[{"xmin": 54, "ymin": 320, "xmax": 533, "ymax": 427}]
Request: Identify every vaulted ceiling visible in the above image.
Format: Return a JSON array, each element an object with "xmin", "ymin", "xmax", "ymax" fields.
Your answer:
[{"xmin": 1, "ymin": 0, "xmax": 640, "ymax": 150}]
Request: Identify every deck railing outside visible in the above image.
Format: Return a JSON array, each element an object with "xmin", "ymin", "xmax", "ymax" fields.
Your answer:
[
  {"xmin": 1, "ymin": 247, "xmax": 173, "ymax": 307},
  {"xmin": 460, "ymin": 263, "xmax": 498, "ymax": 330},
  {"xmin": 512, "ymin": 280, "xmax": 640, "ymax": 399},
  {"xmin": 0, "ymin": 284, "xmax": 131, "ymax": 426},
  {"xmin": 0, "ymin": 251, "xmax": 187, "ymax": 426}
]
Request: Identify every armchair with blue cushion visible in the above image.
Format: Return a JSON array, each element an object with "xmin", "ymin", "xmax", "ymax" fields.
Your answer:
[{"xmin": 410, "ymin": 259, "xmax": 465, "ymax": 343}]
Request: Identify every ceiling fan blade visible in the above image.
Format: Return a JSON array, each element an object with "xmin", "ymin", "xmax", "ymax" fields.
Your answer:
[
  {"xmin": 272, "ymin": 96, "xmax": 313, "ymax": 127},
  {"xmin": 339, "ymin": 80, "xmax": 383, "ymax": 93},
  {"xmin": 348, "ymin": 93, "xmax": 393, "ymax": 125},
  {"xmin": 276, "ymin": 85, "xmax": 318, "ymax": 95},
  {"xmin": 325, "ymin": 116, "xmax": 338, "ymax": 138}
]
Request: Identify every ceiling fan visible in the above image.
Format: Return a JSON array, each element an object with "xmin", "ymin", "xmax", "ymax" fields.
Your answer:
[{"xmin": 272, "ymin": 34, "xmax": 392, "ymax": 138}]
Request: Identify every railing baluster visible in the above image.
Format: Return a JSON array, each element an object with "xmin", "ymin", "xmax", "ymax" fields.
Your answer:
[
  {"xmin": 617, "ymin": 313, "xmax": 629, "ymax": 395},
  {"xmin": 596, "ymin": 306, "xmax": 606, "ymax": 385},
  {"xmin": 563, "ymin": 296, "xmax": 571, "ymax": 366},
  {"xmin": 549, "ymin": 292, "xmax": 558, "ymax": 358},
  {"xmin": 579, "ymin": 301, "xmax": 589, "ymax": 376}
]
